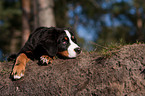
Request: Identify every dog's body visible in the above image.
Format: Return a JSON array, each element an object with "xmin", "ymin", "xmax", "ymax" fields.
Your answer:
[{"xmin": 10, "ymin": 27, "xmax": 81, "ymax": 79}]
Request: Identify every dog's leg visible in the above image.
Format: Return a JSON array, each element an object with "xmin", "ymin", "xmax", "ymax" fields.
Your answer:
[
  {"xmin": 11, "ymin": 53, "xmax": 30, "ymax": 79},
  {"xmin": 39, "ymin": 55, "xmax": 54, "ymax": 65}
]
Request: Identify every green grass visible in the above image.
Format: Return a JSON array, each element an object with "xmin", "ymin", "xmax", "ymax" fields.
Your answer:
[
  {"xmin": 99, "ymin": 42, "xmax": 124, "ymax": 57},
  {"xmin": 93, "ymin": 40, "xmax": 145, "ymax": 58},
  {"xmin": 92, "ymin": 39, "xmax": 127, "ymax": 57}
]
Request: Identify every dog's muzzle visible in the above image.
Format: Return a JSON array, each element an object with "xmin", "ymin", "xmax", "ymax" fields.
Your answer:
[{"xmin": 74, "ymin": 47, "xmax": 81, "ymax": 54}]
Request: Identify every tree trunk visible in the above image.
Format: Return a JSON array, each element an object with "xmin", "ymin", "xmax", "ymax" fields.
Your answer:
[
  {"xmin": 32, "ymin": 0, "xmax": 39, "ymax": 29},
  {"xmin": 21, "ymin": 0, "xmax": 31, "ymax": 47},
  {"xmin": 136, "ymin": 8, "xmax": 143, "ymax": 41},
  {"xmin": 37, "ymin": 0, "xmax": 56, "ymax": 27}
]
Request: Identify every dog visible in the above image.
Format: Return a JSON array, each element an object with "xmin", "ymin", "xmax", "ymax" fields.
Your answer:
[{"xmin": 10, "ymin": 27, "xmax": 81, "ymax": 80}]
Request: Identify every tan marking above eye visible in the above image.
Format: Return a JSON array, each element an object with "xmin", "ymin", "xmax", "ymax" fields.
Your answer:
[
  {"xmin": 72, "ymin": 36, "xmax": 74, "ymax": 39},
  {"xmin": 64, "ymin": 37, "xmax": 68, "ymax": 40}
]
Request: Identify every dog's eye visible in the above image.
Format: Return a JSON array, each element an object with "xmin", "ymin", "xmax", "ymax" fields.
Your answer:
[{"xmin": 62, "ymin": 37, "xmax": 68, "ymax": 45}]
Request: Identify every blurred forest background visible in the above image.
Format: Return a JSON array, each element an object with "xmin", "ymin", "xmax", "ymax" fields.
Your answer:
[{"xmin": 0, "ymin": 0, "xmax": 145, "ymax": 61}]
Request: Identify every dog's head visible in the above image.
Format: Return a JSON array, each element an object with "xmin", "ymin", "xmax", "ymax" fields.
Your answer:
[
  {"xmin": 40, "ymin": 27, "xmax": 81, "ymax": 58},
  {"xmin": 57, "ymin": 29, "xmax": 81, "ymax": 58}
]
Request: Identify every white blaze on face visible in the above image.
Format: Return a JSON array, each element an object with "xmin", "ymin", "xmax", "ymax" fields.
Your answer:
[{"xmin": 64, "ymin": 30, "xmax": 80, "ymax": 58}]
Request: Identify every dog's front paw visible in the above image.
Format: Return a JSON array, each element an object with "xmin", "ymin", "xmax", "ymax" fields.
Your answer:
[
  {"xmin": 39, "ymin": 55, "xmax": 53, "ymax": 65},
  {"xmin": 11, "ymin": 64, "xmax": 25, "ymax": 80}
]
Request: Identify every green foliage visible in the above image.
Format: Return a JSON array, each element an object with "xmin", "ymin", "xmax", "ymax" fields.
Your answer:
[
  {"xmin": 96, "ymin": 0, "xmax": 145, "ymax": 50},
  {"xmin": 1, "ymin": 0, "xmax": 145, "ymax": 54},
  {"xmin": 0, "ymin": 0, "xmax": 22, "ymax": 53},
  {"xmin": 97, "ymin": 26, "xmax": 131, "ymax": 45},
  {"xmin": 96, "ymin": 40, "xmax": 145, "ymax": 58},
  {"xmin": 95, "ymin": 39, "xmax": 127, "ymax": 57}
]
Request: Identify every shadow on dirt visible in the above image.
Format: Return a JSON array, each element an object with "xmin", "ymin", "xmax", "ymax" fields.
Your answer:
[{"xmin": 0, "ymin": 44, "xmax": 145, "ymax": 95}]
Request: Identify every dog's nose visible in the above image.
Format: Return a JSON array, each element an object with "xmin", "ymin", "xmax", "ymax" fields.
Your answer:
[{"xmin": 74, "ymin": 47, "xmax": 81, "ymax": 54}]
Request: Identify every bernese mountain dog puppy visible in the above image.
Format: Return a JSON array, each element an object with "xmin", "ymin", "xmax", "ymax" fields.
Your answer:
[{"xmin": 10, "ymin": 27, "xmax": 81, "ymax": 80}]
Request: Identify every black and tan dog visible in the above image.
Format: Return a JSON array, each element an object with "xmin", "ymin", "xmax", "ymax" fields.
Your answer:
[{"xmin": 10, "ymin": 27, "xmax": 81, "ymax": 80}]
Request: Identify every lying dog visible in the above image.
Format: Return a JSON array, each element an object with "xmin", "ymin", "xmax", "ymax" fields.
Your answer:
[{"xmin": 10, "ymin": 27, "xmax": 81, "ymax": 80}]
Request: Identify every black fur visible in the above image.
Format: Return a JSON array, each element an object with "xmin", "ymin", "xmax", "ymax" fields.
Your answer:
[{"xmin": 8, "ymin": 27, "xmax": 77, "ymax": 61}]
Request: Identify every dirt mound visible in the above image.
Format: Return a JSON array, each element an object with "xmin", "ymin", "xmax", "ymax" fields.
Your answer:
[{"xmin": 0, "ymin": 44, "xmax": 145, "ymax": 95}]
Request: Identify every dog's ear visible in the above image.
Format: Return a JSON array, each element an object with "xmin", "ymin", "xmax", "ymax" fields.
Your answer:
[
  {"xmin": 40, "ymin": 28, "xmax": 59, "ymax": 57},
  {"xmin": 41, "ymin": 40, "xmax": 58, "ymax": 57}
]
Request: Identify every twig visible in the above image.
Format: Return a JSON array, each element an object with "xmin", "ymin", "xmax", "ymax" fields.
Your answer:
[{"xmin": 90, "ymin": 41, "xmax": 109, "ymax": 50}]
